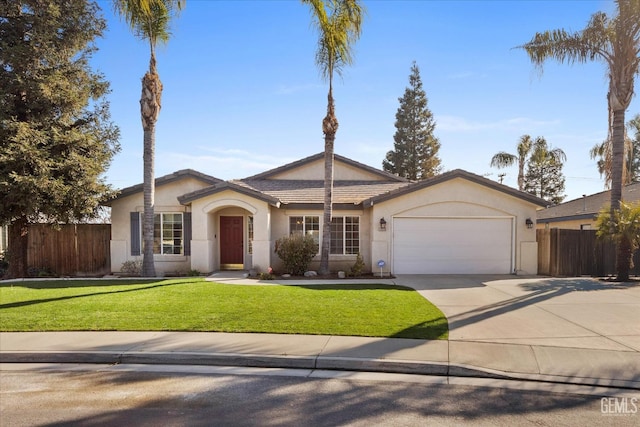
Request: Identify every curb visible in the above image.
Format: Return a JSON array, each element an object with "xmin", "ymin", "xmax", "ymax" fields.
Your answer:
[{"xmin": 3, "ymin": 351, "xmax": 638, "ymax": 390}]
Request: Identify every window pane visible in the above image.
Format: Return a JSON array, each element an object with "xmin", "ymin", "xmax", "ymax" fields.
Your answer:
[
  {"xmin": 153, "ymin": 214, "xmax": 161, "ymax": 254},
  {"xmin": 305, "ymin": 216, "xmax": 320, "ymax": 245},
  {"xmin": 290, "ymin": 216, "xmax": 303, "ymax": 236},
  {"xmin": 330, "ymin": 217, "xmax": 343, "ymax": 254},
  {"xmin": 248, "ymin": 216, "xmax": 254, "ymax": 254},
  {"xmin": 345, "ymin": 216, "xmax": 359, "ymax": 254}
]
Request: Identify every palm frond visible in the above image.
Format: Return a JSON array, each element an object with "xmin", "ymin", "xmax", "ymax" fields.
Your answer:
[{"xmin": 490, "ymin": 152, "xmax": 517, "ymax": 168}]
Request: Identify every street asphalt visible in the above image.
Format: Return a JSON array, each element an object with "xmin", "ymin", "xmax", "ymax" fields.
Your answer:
[{"xmin": 1, "ymin": 273, "xmax": 639, "ymax": 389}]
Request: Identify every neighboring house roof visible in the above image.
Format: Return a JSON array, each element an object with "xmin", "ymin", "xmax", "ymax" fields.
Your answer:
[
  {"xmin": 244, "ymin": 152, "xmax": 409, "ymax": 182},
  {"xmin": 105, "ymin": 169, "xmax": 222, "ymax": 205},
  {"xmin": 363, "ymin": 169, "xmax": 549, "ymax": 208},
  {"xmin": 537, "ymin": 181, "xmax": 640, "ymax": 223}
]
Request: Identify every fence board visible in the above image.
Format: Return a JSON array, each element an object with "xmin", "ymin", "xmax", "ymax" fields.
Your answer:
[
  {"xmin": 537, "ymin": 228, "xmax": 636, "ymax": 277},
  {"xmin": 25, "ymin": 224, "xmax": 110, "ymax": 276}
]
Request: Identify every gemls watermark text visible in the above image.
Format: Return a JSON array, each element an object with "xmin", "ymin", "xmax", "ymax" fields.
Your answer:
[{"xmin": 601, "ymin": 397, "xmax": 638, "ymax": 416}]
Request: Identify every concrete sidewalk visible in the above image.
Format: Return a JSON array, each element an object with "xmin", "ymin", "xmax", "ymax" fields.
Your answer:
[{"xmin": 1, "ymin": 274, "xmax": 639, "ymax": 389}]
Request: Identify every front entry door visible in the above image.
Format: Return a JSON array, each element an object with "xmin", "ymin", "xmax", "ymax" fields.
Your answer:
[{"xmin": 220, "ymin": 216, "xmax": 243, "ymax": 269}]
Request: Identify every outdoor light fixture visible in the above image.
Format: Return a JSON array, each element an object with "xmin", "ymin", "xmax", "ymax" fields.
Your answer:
[
  {"xmin": 525, "ymin": 218, "xmax": 534, "ymax": 229},
  {"xmin": 379, "ymin": 217, "xmax": 387, "ymax": 231}
]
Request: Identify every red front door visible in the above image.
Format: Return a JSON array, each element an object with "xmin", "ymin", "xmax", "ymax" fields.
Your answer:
[{"xmin": 220, "ymin": 216, "xmax": 243, "ymax": 269}]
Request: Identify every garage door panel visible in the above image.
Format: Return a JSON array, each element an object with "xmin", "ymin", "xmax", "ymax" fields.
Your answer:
[{"xmin": 393, "ymin": 217, "xmax": 512, "ymax": 274}]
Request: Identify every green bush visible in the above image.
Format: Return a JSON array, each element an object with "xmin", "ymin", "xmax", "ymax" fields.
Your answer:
[
  {"xmin": 121, "ymin": 260, "xmax": 142, "ymax": 276},
  {"xmin": 275, "ymin": 234, "xmax": 318, "ymax": 276},
  {"xmin": 349, "ymin": 252, "xmax": 365, "ymax": 277},
  {"xmin": 0, "ymin": 251, "xmax": 8, "ymax": 278}
]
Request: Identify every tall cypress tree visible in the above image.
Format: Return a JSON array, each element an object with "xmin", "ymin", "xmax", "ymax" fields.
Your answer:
[
  {"xmin": 383, "ymin": 61, "xmax": 441, "ymax": 180},
  {"xmin": 523, "ymin": 138, "xmax": 566, "ymax": 205},
  {"xmin": 0, "ymin": 0, "xmax": 120, "ymax": 278}
]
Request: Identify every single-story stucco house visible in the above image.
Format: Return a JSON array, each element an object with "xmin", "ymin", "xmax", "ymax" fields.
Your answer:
[
  {"xmin": 537, "ymin": 181, "xmax": 640, "ymax": 230},
  {"xmin": 107, "ymin": 152, "xmax": 547, "ymax": 276}
]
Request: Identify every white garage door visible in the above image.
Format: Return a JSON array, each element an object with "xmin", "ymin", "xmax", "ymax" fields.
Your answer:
[{"xmin": 393, "ymin": 217, "xmax": 513, "ymax": 274}]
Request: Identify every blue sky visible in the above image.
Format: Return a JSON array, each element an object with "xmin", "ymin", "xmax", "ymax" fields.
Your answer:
[{"xmin": 91, "ymin": 0, "xmax": 639, "ymax": 203}]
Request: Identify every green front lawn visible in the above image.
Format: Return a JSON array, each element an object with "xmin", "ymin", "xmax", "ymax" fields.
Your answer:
[{"xmin": 0, "ymin": 278, "xmax": 448, "ymax": 339}]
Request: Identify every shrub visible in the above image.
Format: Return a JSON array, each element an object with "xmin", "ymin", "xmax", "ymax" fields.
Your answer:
[
  {"xmin": 187, "ymin": 269, "xmax": 201, "ymax": 277},
  {"xmin": 121, "ymin": 260, "xmax": 142, "ymax": 276},
  {"xmin": 275, "ymin": 234, "xmax": 318, "ymax": 276},
  {"xmin": 258, "ymin": 272, "xmax": 275, "ymax": 280},
  {"xmin": 349, "ymin": 252, "xmax": 365, "ymax": 277},
  {"xmin": 0, "ymin": 251, "xmax": 8, "ymax": 278}
]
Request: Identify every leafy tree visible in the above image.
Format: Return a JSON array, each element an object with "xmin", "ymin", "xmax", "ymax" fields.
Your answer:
[
  {"xmin": 383, "ymin": 61, "xmax": 441, "ymax": 180},
  {"xmin": 490, "ymin": 135, "xmax": 534, "ymax": 191},
  {"xmin": 302, "ymin": 0, "xmax": 364, "ymax": 275},
  {"xmin": 519, "ymin": 0, "xmax": 640, "ymax": 280},
  {"xmin": 596, "ymin": 201, "xmax": 640, "ymax": 281},
  {"xmin": 523, "ymin": 138, "xmax": 567, "ymax": 204},
  {"xmin": 113, "ymin": 0, "xmax": 183, "ymax": 277},
  {"xmin": 0, "ymin": 0, "xmax": 120, "ymax": 278},
  {"xmin": 590, "ymin": 113, "xmax": 640, "ymax": 186}
]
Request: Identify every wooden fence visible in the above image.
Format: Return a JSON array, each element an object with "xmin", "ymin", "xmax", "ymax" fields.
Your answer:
[
  {"xmin": 537, "ymin": 228, "xmax": 639, "ymax": 277},
  {"xmin": 26, "ymin": 224, "xmax": 111, "ymax": 276}
]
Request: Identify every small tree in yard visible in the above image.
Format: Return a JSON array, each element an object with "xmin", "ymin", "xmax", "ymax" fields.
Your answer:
[
  {"xmin": 0, "ymin": 0, "xmax": 120, "ymax": 278},
  {"xmin": 596, "ymin": 202, "xmax": 640, "ymax": 281},
  {"xmin": 276, "ymin": 234, "xmax": 319, "ymax": 276}
]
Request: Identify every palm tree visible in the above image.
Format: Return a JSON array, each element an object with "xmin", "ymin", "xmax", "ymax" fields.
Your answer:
[
  {"xmin": 490, "ymin": 135, "xmax": 534, "ymax": 191},
  {"xmin": 113, "ymin": 0, "xmax": 183, "ymax": 277},
  {"xmin": 590, "ymin": 113, "xmax": 640, "ymax": 186},
  {"xmin": 519, "ymin": 0, "xmax": 640, "ymax": 281},
  {"xmin": 302, "ymin": 0, "xmax": 364, "ymax": 275},
  {"xmin": 596, "ymin": 201, "xmax": 640, "ymax": 281}
]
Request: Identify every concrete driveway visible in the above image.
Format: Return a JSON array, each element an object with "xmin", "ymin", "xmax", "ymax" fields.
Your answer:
[{"xmin": 395, "ymin": 275, "xmax": 640, "ymax": 352}]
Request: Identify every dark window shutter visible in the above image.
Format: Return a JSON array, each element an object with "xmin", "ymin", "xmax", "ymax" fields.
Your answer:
[
  {"xmin": 184, "ymin": 212, "xmax": 192, "ymax": 256},
  {"xmin": 130, "ymin": 212, "xmax": 141, "ymax": 256}
]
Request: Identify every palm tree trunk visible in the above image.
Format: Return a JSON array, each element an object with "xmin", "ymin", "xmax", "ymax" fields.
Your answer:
[
  {"xmin": 517, "ymin": 158, "xmax": 525, "ymax": 191},
  {"xmin": 6, "ymin": 215, "xmax": 28, "ymax": 278},
  {"xmin": 319, "ymin": 86, "xmax": 338, "ymax": 276},
  {"xmin": 140, "ymin": 53, "xmax": 162, "ymax": 277},
  {"xmin": 142, "ymin": 125, "xmax": 156, "ymax": 277},
  {"xmin": 616, "ymin": 234, "xmax": 632, "ymax": 282},
  {"xmin": 611, "ymin": 107, "xmax": 628, "ymax": 281},
  {"xmin": 610, "ymin": 108, "xmax": 625, "ymax": 212}
]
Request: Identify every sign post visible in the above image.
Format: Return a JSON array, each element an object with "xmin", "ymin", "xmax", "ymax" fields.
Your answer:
[{"xmin": 377, "ymin": 260, "xmax": 386, "ymax": 278}]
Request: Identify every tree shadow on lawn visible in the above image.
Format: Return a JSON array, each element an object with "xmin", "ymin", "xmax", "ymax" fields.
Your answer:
[
  {"xmin": 290, "ymin": 283, "xmax": 415, "ymax": 292},
  {"xmin": 0, "ymin": 278, "xmax": 181, "ymax": 290},
  {"xmin": 0, "ymin": 279, "xmax": 198, "ymax": 310}
]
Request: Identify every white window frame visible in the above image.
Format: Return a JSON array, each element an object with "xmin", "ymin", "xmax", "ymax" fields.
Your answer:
[
  {"xmin": 247, "ymin": 215, "xmax": 254, "ymax": 254},
  {"xmin": 330, "ymin": 216, "xmax": 360, "ymax": 255},
  {"xmin": 288, "ymin": 215, "xmax": 360, "ymax": 256},
  {"xmin": 141, "ymin": 212, "xmax": 184, "ymax": 256}
]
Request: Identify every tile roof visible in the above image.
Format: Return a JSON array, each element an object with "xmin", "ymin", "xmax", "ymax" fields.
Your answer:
[
  {"xmin": 537, "ymin": 181, "xmax": 640, "ymax": 222},
  {"xmin": 244, "ymin": 152, "xmax": 408, "ymax": 182},
  {"xmin": 105, "ymin": 169, "xmax": 222, "ymax": 205},
  {"xmin": 234, "ymin": 179, "xmax": 409, "ymax": 205},
  {"xmin": 364, "ymin": 169, "xmax": 549, "ymax": 208}
]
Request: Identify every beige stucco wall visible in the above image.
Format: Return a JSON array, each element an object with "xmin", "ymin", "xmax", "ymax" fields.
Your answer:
[
  {"xmin": 110, "ymin": 177, "xmax": 210, "ymax": 274},
  {"xmin": 270, "ymin": 158, "xmax": 389, "ymax": 181},
  {"xmin": 270, "ymin": 207, "xmax": 371, "ymax": 273},
  {"xmin": 370, "ymin": 178, "xmax": 539, "ymax": 275},
  {"xmin": 188, "ymin": 190, "xmax": 272, "ymax": 274}
]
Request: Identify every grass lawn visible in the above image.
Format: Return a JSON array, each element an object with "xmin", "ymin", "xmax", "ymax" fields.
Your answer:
[{"xmin": 0, "ymin": 278, "xmax": 448, "ymax": 339}]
